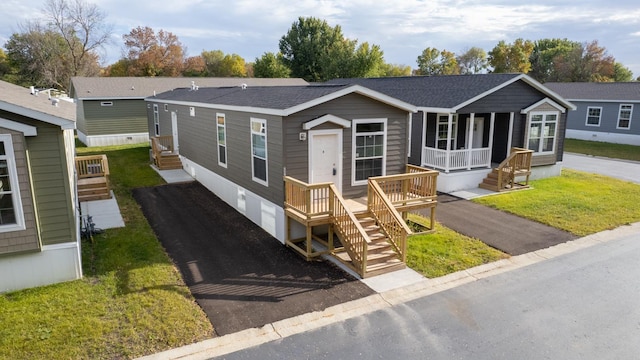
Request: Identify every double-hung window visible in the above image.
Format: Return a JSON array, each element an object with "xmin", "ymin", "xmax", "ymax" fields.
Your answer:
[
  {"xmin": 0, "ymin": 135, "xmax": 25, "ymax": 232},
  {"xmin": 585, "ymin": 107, "xmax": 602, "ymax": 126},
  {"xmin": 527, "ymin": 112, "xmax": 558, "ymax": 154},
  {"xmin": 352, "ymin": 119, "xmax": 386, "ymax": 185},
  {"xmin": 216, "ymin": 113, "xmax": 227, "ymax": 167},
  {"xmin": 617, "ymin": 104, "xmax": 633, "ymax": 129},
  {"xmin": 153, "ymin": 104, "xmax": 159, "ymax": 136},
  {"xmin": 250, "ymin": 118, "xmax": 268, "ymax": 185},
  {"xmin": 437, "ymin": 114, "xmax": 458, "ymax": 150}
]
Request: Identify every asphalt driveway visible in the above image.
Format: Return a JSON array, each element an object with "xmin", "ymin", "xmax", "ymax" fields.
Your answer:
[{"xmin": 132, "ymin": 181, "xmax": 374, "ymax": 336}]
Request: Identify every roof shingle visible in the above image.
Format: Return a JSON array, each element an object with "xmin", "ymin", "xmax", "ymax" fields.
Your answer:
[{"xmin": 544, "ymin": 82, "xmax": 640, "ymax": 101}]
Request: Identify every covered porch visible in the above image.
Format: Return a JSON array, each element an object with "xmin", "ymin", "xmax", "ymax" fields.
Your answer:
[{"xmin": 420, "ymin": 112, "xmax": 516, "ymax": 173}]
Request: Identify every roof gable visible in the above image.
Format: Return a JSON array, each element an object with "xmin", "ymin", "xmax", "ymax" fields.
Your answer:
[{"xmin": 0, "ymin": 80, "xmax": 76, "ymax": 129}]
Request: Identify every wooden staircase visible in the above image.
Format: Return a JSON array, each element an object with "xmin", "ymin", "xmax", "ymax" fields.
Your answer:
[
  {"xmin": 479, "ymin": 147, "xmax": 533, "ymax": 192},
  {"xmin": 151, "ymin": 136, "xmax": 183, "ymax": 170},
  {"xmin": 334, "ymin": 213, "xmax": 405, "ymax": 278},
  {"xmin": 76, "ymin": 155, "xmax": 112, "ymax": 202}
]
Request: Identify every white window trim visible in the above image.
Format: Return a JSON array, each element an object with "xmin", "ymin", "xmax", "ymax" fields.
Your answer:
[
  {"xmin": 526, "ymin": 111, "xmax": 559, "ymax": 155},
  {"xmin": 351, "ymin": 118, "xmax": 387, "ymax": 186},
  {"xmin": 437, "ymin": 114, "xmax": 458, "ymax": 150},
  {"xmin": 250, "ymin": 118, "xmax": 268, "ymax": 186},
  {"xmin": 216, "ymin": 113, "xmax": 227, "ymax": 168},
  {"xmin": 617, "ymin": 104, "xmax": 633, "ymax": 130},
  {"xmin": 0, "ymin": 134, "xmax": 26, "ymax": 233},
  {"xmin": 153, "ymin": 104, "xmax": 159, "ymax": 136},
  {"xmin": 585, "ymin": 106, "xmax": 602, "ymax": 127}
]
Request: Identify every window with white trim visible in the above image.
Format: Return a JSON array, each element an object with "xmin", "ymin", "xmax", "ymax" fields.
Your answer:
[
  {"xmin": 216, "ymin": 113, "xmax": 227, "ymax": 167},
  {"xmin": 0, "ymin": 135, "xmax": 25, "ymax": 232},
  {"xmin": 437, "ymin": 114, "xmax": 458, "ymax": 150},
  {"xmin": 527, "ymin": 112, "xmax": 558, "ymax": 154},
  {"xmin": 250, "ymin": 118, "xmax": 268, "ymax": 185},
  {"xmin": 153, "ymin": 104, "xmax": 159, "ymax": 136},
  {"xmin": 585, "ymin": 107, "xmax": 602, "ymax": 126},
  {"xmin": 617, "ymin": 104, "xmax": 633, "ymax": 129},
  {"xmin": 352, "ymin": 119, "xmax": 386, "ymax": 185}
]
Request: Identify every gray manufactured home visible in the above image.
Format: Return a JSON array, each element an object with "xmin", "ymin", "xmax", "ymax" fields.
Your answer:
[
  {"xmin": 0, "ymin": 80, "xmax": 81, "ymax": 293},
  {"xmin": 70, "ymin": 77, "xmax": 308, "ymax": 146},
  {"xmin": 545, "ymin": 82, "xmax": 640, "ymax": 146},
  {"xmin": 327, "ymin": 74, "xmax": 576, "ymax": 192},
  {"xmin": 146, "ymin": 84, "xmax": 417, "ymax": 241}
]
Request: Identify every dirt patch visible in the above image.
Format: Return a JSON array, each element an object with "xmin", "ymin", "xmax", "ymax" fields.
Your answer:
[{"xmin": 132, "ymin": 181, "xmax": 375, "ymax": 336}]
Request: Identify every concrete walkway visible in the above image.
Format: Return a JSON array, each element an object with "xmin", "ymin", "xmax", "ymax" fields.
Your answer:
[{"xmin": 562, "ymin": 152, "xmax": 640, "ymax": 184}]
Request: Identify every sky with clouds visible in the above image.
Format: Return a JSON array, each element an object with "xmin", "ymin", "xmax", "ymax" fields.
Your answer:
[{"xmin": 1, "ymin": 0, "xmax": 639, "ymax": 78}]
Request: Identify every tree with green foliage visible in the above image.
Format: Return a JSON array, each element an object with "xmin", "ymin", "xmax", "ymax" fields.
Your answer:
[
  {"xmin": 254, "ymin": 52, "xmax": 291, "ymax": 78},
  {"xmin": 488, "ymin": 38, "xmax": 534, "ymax": 73},
  {"xmin": 613, "ymin": 62, "xmax": 633, "ymax": 82},
  {"xmin": 380, "ymin": 63, "xmax": 412, "ymax": 77},
  {"xmin": 279, "ymin": 16, "xmax": 385, "ymax": 81},
  {"xmin": 528, "ymin": 38, "xmax": 580, "ymax": 82},
  {"xmin": 457, "ymin": 47, "xmax": 488, "ymax": 74},
  {"xmin": 199, "ymin": 50, "xmax": 247, "ymax": 77},
  {"xmin": 416, "ymin": 47, "xmax": 459, "ymax": 75}
]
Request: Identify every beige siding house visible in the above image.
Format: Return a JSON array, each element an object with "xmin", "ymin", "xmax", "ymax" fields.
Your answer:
[
  {"xmin": 70, "ymin": 77, "xmax": 308, "ymax": 146},
  {"xmin": 0, "ymin": 80, "xmax": 80, "ymax": 293}
]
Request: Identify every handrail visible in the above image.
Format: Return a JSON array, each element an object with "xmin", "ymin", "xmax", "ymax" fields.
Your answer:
[
  {"xmin": 151, "ymin": 135, "xmax": 174, "ymax": 157},
  {"xmin": 284, "ymin": 177, "xmax": 332, "ymax": 219},
  {"xmin": 496, "ymin": 147, "xmax": 533, "ymax": 190},
  {"xmin": 75, "ymin": 155, "xmax": 110, "ymax": 179},
  {"xmin": 329, "ymin": 183, "xmax": 369, "ymax": 275},
  {"xmin": 367, "ymin": 180, "xmax": 410, "ymax": 262},
  {"xmin": 371, "ymin": 166, "xmax": 438, "ymax": 208}
]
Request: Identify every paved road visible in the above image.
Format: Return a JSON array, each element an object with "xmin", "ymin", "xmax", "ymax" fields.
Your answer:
[
  {"xmin": 210, "ymin": 230, "xmax": 640, "ymax": 360},
  {"xmin": 563, "ymin": 153, "xmax": 640, "ymax": 184}
]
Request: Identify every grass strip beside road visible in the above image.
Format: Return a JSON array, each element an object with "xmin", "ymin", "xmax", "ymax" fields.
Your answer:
[
  {"xmin": 564, "ymin": 139, "xmax": 640, "ymax": 162},
  {"xmin": 474, "ymin": 169, "xmax": 640, "ymax": 236}
]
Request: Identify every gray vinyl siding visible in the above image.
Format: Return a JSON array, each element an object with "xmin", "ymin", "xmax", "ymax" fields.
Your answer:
[
  {"xmin": 76, "ymin": 99, "xmax": 87, "ymax": 134},
  {"xmin": 170, "ymin": 104, "xmax": 285, "ymax": 205},
  {"xmin": 567, "ymin": 101, "xmax": 640, "ymax": 134},
  {"xmin": 0, "ymin": 127, "xmax": 39, "ymax": 255},
  {"xmin": 82, "ymin": 99, "xmax": 148, "ymax": 135},
  {"xmin": 284, "ymin": 93, "xmax": 409, "ymax": 199}
]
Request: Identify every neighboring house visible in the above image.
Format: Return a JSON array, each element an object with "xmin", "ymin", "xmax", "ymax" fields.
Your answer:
[
  {"xmin": 69, "ymin": 77, "xmax": 309, "ymax": 146},
  {"xmin": 326, "ymin": 74, "xmax": 576, "ymax": 192},
  {"xmin": 545, "ymin": 82, "xmax": 640, "ymax": 146},
  {"xmin": 0, "ymin": 80, "xmax": 81, "ymax": 293}
]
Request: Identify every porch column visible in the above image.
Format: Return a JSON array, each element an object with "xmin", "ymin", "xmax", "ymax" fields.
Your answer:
[
  {"xmin": 421, "ymin": 112, "xmax": 427, "ymax": 167},
  {"xmin": 466, "ymin": 113, "xmax": 475, "ymax": 170},
  {"xmin": 445, "ymin": 113, "xmax": 453, "ymax": 173},
  {"xmin": 488, "ymin": 112, "xmax": 496, "ymax": 168},
  {"xmin": 507, "ymin": 112, "xmax": 514, "ymax": 155}
]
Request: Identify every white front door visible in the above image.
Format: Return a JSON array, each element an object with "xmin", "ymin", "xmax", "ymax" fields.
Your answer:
[
  {"xmin": 309, "ymin": 129, "xmax": 342, "ymax": 192},
  {"xmin": 171, "ymin": 111, "xmax": 179, "ymax": 152},
  {"xmin": 472, "ymin": 117, "xmax": 484, "ymax": 148}
]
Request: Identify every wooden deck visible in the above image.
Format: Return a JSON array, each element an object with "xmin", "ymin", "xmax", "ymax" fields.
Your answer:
[
  {"xmin": 76, "ymin": 155, "xmax": 111, "ymax": 202},
  {"xmin": 479, "ymin": 147, "xmax": 533, "ymax": 192},
  {"xmin": 284, "ymin": 165, "xmax": 439, "ymax": 278}
]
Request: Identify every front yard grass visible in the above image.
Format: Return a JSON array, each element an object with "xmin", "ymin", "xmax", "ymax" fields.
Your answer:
[
  {"xmin": 0, "ymin": 144, "xmax": 213, "ymax": 360},
  {"xmin": 565, "ymin": 139, "xmax": 640, "ymax": 162},
  {"xmin": 474, "ymin": 169, "xmax": 640, "ymax": 236}
]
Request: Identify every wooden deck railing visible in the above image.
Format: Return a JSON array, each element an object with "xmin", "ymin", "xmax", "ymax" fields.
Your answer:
[
  {"xmin": 151, "ymin": 135, "xmax": 174, "ymax": 154},
  {"xmin": 496, "ymin": 147, "xmax": 533, "ymax": 190},
  {"xmin": 284, "ymin": 177, "xmax": 332, "ymax": 219},
  {"xmin": 367, "ymin": 180, "xmax": 410, "ymax": 262},
  {"xmin": 372, "ymin": 165, "xmax": 438, "ymax": 210},
  {"xmin": 329, "ymin": 184, "xmax": 369, "ymax": 275},
  {"xmin": 75, "ymin": 154, "xmax": 110, "ymax": 178}
]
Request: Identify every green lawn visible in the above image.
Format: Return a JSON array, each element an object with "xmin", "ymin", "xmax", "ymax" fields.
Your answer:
[
  {"xmin": 0, "ymin": 144, "xmax": 213, "ymax": 360},
  {"xmin": 565, "ymin": 139, "xmax": 640, "ymax": 162},
  {"xmin": 474, "ymin": 169, "xmax": 640, "ymax": 236}
]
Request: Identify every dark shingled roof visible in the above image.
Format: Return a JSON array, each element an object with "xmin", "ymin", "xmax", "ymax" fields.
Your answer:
[
  {"xmin": 151, "ymin": 84, "xmax": 361, "ymax": 110},
  {"xmin": 545, "ymin": 82, "xmax": 640, "ymax": 101},
  {"xmin": 324, "ymin": 73, "xmax": 523, "ymax": 108}
]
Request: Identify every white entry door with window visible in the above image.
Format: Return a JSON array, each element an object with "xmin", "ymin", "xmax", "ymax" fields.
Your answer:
[
  {"xmin": 309, "ymin": 129, "xmax": 342, "ymax": 192},
  {"xmin": 171, "ymin": 111, "xmax": 179, "ymax": 152},
  {"xmin": 472, "ymin": 117, "xmax": 484, "ymax": 148}
]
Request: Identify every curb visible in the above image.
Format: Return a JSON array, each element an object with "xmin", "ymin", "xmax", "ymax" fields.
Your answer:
[{"xmin": 137, "ymin": 222, "xmax": 640, "ymax": 360}]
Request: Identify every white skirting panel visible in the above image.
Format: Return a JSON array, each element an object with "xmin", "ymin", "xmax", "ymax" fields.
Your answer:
[
  {"xmin": 0, "ymin": 242, "xmax": 82, "ymax": 294},
  {"xmin": 77, "ymin": 131, "xmax": 149, "ymax": 147},
  {"xmin": 566, "ymin": 129, "xmax": 640, "ymax": 146},
  {"xmin": 182, "ymin": 158, "xmax": 286, "ymax": 243},
  {"xmin": 436, "ymin": 168, "xmax": 493, "ymax": 193}
]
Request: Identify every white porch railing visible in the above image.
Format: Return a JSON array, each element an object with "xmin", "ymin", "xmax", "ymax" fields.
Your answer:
[{"xmin": 422, "ymin": 147, "xmax": 491, "ymax": 172}]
